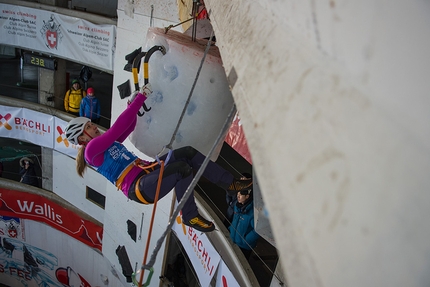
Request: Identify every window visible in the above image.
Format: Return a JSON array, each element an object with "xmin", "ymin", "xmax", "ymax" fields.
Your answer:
[{"xmin": 86, "ymin": 187, "xmax": 105, "ymax": 209}]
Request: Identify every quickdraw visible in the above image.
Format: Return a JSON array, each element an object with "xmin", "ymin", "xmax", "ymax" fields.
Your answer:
[{"xmin": 132, "ymin": 267, "xmax": 154, "ymax": 287}]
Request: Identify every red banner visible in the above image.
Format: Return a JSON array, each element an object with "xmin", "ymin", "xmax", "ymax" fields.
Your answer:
[
  {"xmin": 225, "ymin": 113, "xmax": 252, "ymax": 164},
  {"xmin": 0, "ymin": 188, "xmax": 103, "ymax": 251}
]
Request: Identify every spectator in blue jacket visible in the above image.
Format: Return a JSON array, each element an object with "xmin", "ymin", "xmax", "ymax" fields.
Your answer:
[
  {"xmin": 225, "ymin": 172, "xmax": 252, "ymax": 228},
  {"xmin": 80, "ymin": 87, "xmax": 101, "ymax": 124},
  {"xmin": 229, "ymin": 185, "xmax": 259, "ymax": 260}
]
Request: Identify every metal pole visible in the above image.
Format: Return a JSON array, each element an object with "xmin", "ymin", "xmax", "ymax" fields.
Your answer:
[
  {"xmin": 20, "ymin": 54, "xmax": 24, "ymax": 83},
  {"xmin": 192, "ymin": 0, "xmax": 199, "ymax": 42}
]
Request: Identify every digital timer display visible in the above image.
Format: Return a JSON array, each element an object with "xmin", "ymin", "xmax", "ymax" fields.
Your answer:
[{"xmin": 24, "ymin": 53, "xmax": 57, "ymax": 70}]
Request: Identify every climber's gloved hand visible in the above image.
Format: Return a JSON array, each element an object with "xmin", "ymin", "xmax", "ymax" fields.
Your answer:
[
  {"xmin": 127, "ymin": 90, "xmax": 139, "ymax": 105},
  {"xmin": 140, "ymin": 83, "xmax": 152, "ymax": 96}
]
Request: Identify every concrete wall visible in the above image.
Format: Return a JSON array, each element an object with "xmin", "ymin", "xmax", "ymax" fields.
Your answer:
[
  {"xmin": 106, "ymin": 0, "xmax": 182, "ymax": 283},
  {"xmin": 0, "ymin": 180, "xmax": 127, "ymax": 287},
  {"xmin": 203, "ymin": 0, "xmax": 430, "ymax": 287}
]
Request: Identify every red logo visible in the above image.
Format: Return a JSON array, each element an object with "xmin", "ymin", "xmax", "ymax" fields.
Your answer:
[
  {"xmin": 8, "ymin": 228, "xmax": 17, "ymax": 238},
  {"xmin": 56, "ymin": 126, "xmax": 70, "ymax": 147},
  {"xmin": 56, "ymin": 267, "xmax": 92, "ymax": 287},
  {"xmin": 46, "ymin": 30, "xmax": 57, "ymax": 49},
  {"xmin": 0, "ymin": 113, "xmax": 12, "ymax": 130},
  {"xmin": 41, "ymin": 15, "xmax": 62, "ymax": 50}
]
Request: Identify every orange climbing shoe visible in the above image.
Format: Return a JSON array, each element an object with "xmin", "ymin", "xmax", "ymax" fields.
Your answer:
[
  {"xmin": 226, "ymin": 178, "xmax": 253, "ymax": 195},
  {"xmin": 183, "ymin": 214, "xmax": 215, "ymax": 232}
]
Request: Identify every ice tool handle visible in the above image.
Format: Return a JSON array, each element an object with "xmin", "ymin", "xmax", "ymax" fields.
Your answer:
[
  {"xmin": 139, "ymin": 45, "xmax": 166, "ymax": 117},
  {"xmin": 132, "ymin": 51, "xmax": 146, "ymax": 91}
]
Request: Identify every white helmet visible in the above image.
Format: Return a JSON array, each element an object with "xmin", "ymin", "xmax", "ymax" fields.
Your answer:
[{"xmin": 65, "ymin": 117, "xmax": 90, "ymax": 145}]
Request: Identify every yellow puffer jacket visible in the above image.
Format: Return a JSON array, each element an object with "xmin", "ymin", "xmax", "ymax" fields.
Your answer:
[{"xmin": 64, "ymin": 88, "xmax": 86, "ymax": 113}]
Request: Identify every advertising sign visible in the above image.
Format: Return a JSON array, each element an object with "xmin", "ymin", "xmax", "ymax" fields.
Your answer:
[
  {"xmin": 0, "ymin": 237, "xmax": 92, "ymax": 287},
  {"xmin": 0, "ymin": 219, "xmax": 118, "ymax": 286},
  {"xmin": 0, "ymin": 188, "xmax": 103, "ymax": 251},
  {"xmin": 172, "ymin": 212, "xmax": 221, "ymax": 287},
  {"xmin": 2, "ymin": 107, "xmax": 54, "ymax": 148},
  {"xmin": 0, "ymin": 3, "xmax": 116, "ymax": 71},
  {"xmin": 215, "ymin": 261, "xmax": 240, "ymax": 287},
  {"xmin": 0, "ymin": 105, "xmax": 79, "ymax": 159}
]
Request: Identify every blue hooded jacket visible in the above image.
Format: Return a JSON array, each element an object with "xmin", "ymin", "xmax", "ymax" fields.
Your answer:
[
  {"xmin": 229, "ymin": 199, "xmax": 259, "ymax": 250},
  {"xmin": 80, "ymin": 95, "xmax": 101, "ymax": 120}
]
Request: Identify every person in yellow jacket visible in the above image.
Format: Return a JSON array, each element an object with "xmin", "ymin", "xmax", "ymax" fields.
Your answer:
[{"xmin": 64, "ymin": 79, "xmax": 86, "ymax": 116}]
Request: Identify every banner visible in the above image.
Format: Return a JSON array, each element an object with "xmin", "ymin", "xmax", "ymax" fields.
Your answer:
[
  {"xmin": 0, "ymin": 223, "xmax": 122, "ymax": 286},
  {"xmin": 0, "ymin": 188, "xmax": 102, "ymax": 251},
  {"xmin": 224, "ymin": 112, "xmax": 252, "ymax": 164},
  {"xmin": 1, "ymin": 107, "xmax": 54, "ymax": 148},
  {"xmin": 215, "ymin": 261, "xmax": 240, "ymax": 287},
  {"xmin": 54, "ymin": 117, "xmax": 79, "ymax": 158},
  {"xmin": 0, "ymin": 105, "xmax": 79, "ymax": 158},
  {"xmin": 0, "ymin": 238, "xmax": 92, "ymax": 287},
  {"xmin": 171, "ymin": 212, "xmax": 221, "ymax": 287},
  {"xmin": 0, "ymin": 3, "xmax": 116, "ymax": 71}
]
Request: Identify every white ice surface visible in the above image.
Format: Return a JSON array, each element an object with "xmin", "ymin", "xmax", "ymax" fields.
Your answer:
[{"xmin": 129, "ymin": 27, "xmax": 234, "ymax": 159}]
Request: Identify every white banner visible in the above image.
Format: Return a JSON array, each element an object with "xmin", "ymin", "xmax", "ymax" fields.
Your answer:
[
  {"xmin": 0, "ymin": 217, "xmax": 116, "ymax": 286},
  {"xmin": 0, "ymin": 4, "xmax": 116, "ymax": 71},
  {"xmin": 0, "ymin": 106, "xmax": 54, "ymax": 148},
  {"xmin": 0, "ymin": 105, "xmax": 79, "ymax": 159},
  {"xmin": 215, "ymin": 261, "xmax": 241, "ymax": 287},
  {"xmin": 171, "ymin": 212, "xmax": 221, "ymax": 287},
  {"xmin": 54, "ymin": 117, "xmax": 79, "ymax": 158}
]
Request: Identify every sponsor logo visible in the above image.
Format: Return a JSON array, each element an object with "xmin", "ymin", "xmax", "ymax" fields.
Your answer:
[
  {"xmin": 17, "ymin": 200, "xmax": 63, "ymax": 224},
  {"xmin": 40, "ymin": 15, "xmax": 63, "ymax": 49},
  {"xmin": 56, "ymin": 266, "xmax": 91, "ymax": 287},
  {"xmin": 187, "ymin": 227, "xmax": 216, "ymax": 276},
  {"xmin": 56, "ymin": 126, "xmax": 70, "ymax": 147},
  {"xmin": 0, "ymin": 113, "xmax": 12, "ymax": 130},
  {"xmin": 7, "ymin": 222, "xmax": 18, "ymax": 238},
  {"xmin": 14, "ymin": 117, "xmax": 51, "ymax": 135},
  {"xmin": 0, "ymin": 217, "xmax": 22, "ymax": 239}
]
